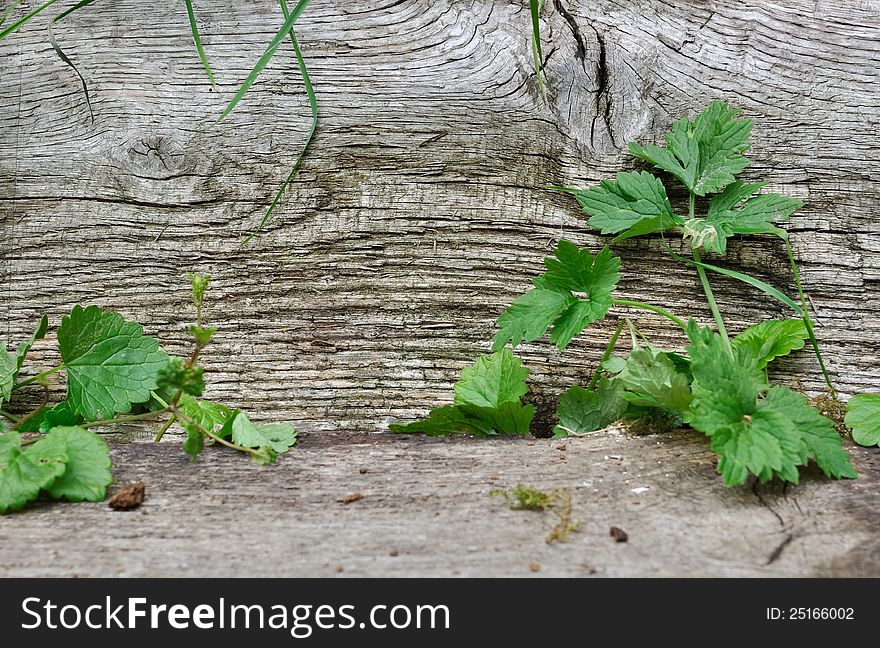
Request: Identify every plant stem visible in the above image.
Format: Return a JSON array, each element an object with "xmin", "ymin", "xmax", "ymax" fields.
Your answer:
[
  {"xmin": 13, "ymin": 364, "xmax": 63, "ymax": 390},
  {"xmin": 0, "ymin": 409, "xmax": 19, "ymax": 423},
  {"xmin": 80, "ymin": 411, "xmax": 167, "ymax": 429},
  {"xmin": 687, "ymin": 192, "xmax": 730, "ymax": 353},
  {"xmin": 154, "ymin": 415, "xmax": 176, "ymax": 442},
  {"xmin": 785, "ymin": 239, "xmax": 836, "ymax": 398},
  {"xmin": 612, "ymin": 299, "xmax": 687, "ymax": 332},
  {"xmin": 587, "ymin": 321, "xmax": 625, "ymax": 391},
  {"xmin": 169, "ymin": 405, "xmax": 261, "ymax": 459}
]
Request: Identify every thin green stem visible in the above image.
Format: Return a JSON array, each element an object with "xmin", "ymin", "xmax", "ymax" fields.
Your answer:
[
  {"xmin": 688, "ymin": 192, "xmax": 730, "ymax": 351},
  {"xmin": 169, "ymin": 405, "xmax": 260, "ymax": 459},
  {"xmin": 80, "ymin": 411, "xmax": 167, "ymax": 429},
  {"xmin": 784, "ymin": 239, "xmax": 836, "ymax": 398},
  {"xmin": 0, "ymin": 409, "xmax": 19, "ymax": 423},
  {"xmin": 587, "ymin": 320, "xmax": 625, "ymax": 391},
  {"xmin": 154, "ymin": 415, "xmax": 176, "ymax": 442},
  {"xmin": 13, "ymin": 364, "xmax": 63, "ymax": 390},
  {"xmin": 612, "ymin": 299, "xmax": 687, "ymax": 332},
  {"xmin": 692, "ymin": 251, "xmax": 732, "ymax": 354}
]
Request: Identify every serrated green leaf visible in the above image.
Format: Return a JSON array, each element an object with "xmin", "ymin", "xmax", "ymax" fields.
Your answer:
[
  {"xmin": 31, "ymin": 426, "xmax": 112, "ymax": 502},
  {"xmin": 574, "ymin": 171, "xmax": 680, "ymax": 239},
  {"xmin": 0, "ymin": 430, "xmax": 68, "ymax": 514},
  {"xmin": 706, "ymin": 181, "xmax": 766, "ymax": 216},
  {"xmin": 454, "ymin": 349, "xmax": 529, "ymax": 408},
  {"xmin": 492, "ymin": 289, "xmax": 575, "ymax": 351},
  {"xmin": 616, "ymin": 347, "xmax": 693, "ymax": 412},
  {"xmin": 177, "ymin": 395, "xmax": 234, "ymax": 459},
  {"xmin": 225, "ymin": 411, "xmax": 297, "ymax": 454},
  {"xmin": 390, "ymin": 401, "xmax": 535, "ymax": 437},
  {"xmin": 391, "ymin": 350, "xmax": 535, "ymax": 436},
  {"xmin": 687, "ymin": 324, "xmax": 855, "ymax": 485},
  {"xmin": 732, "ymin": 320, "xmax": 809, "ymax": 369},
  {"xmin": 553, "ymin": 377, "xmax": 628, "ymax": 437},
  {"xmin": 15, "ymin": 314, "xmax": 48, "ymax": 374},
  {"xmin": 629, "ymin": 101, "xmax": 751, "ymax": 196},
  {"xmin": 156, "ymin": 357, "xmax": 205, "ymax": 397},
  {"xmin": 0, "ymin": 348, "xmax": 15, "ymax": 411},
  {"xmin": 57, "ymin": 305, "xmax": 170, "ymax": 421},
  {"xmin": 389, "ymin": 405, "xmax": 493, "ymax": 436},
  {"xmin": 15, "ymin": 401, "xmax": 83, "ymax": 434},
  {"xmin": 493, "ymin": 243, "xmax": 621, "ymax": 350},
  {"xmin": 689, "ymin": 189, "xmax": 802, "ymax": 254},
  {"xmin": 845, "ymin": 393, "xmax": 880, "ymax": 447}
]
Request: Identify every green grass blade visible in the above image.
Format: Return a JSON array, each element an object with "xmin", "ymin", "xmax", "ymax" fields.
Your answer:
[
  {"xmin": 184, "ymin": 0, "xmax": 216, "ymax": 89},
  {"xmin": 0, "ymin": 0, "xmax": 60, "ymax": 39},
  {"xmin": 783, "ymin": 236, "xmax": 836, "ymax": 396},
  {"xmin": 529, "ymin": 0, "xmax": 546, "ymax": 99},
  {"xmin": 667, "ymin": 248, "xmax": 804, "ymax": 314},
  {"xmin": 0, "ymin": 1, "xmax": 20, "ymax": 28},
  {"xmin": 241, "ymin": 0, "xmax": 318, "ymax": 246},
  {"xmin": 219, "ymin": 0, "xmax": 311, "ymax": 121},
  {"xmin": 48, "ymin": 0, "xmax": 97, "ymax": 124}
]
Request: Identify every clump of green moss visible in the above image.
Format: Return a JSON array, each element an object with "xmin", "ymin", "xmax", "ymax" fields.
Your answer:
[{"xmin": 491, "ymin": 484, "xmax": 579, "ymax": 543}]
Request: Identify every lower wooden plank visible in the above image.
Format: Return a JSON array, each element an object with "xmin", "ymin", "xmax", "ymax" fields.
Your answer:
[{"xmin": 1, "ymin": 430, "xmax": 877, "ymax": 577}]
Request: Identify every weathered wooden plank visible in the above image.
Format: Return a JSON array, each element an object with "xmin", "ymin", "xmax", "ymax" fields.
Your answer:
[
  {"xmin": 0, "ymin": 431, "xmax": 877, "ymax": 577},
  {"xmin": 1, "ymin": 0, "xmax": 878, "ymax": 435},
  {"xmin": 1, "ymin": 1, "xmax": 879, "ymax": 577}
]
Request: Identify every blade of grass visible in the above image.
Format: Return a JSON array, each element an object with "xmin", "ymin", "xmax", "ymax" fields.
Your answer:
[
  {"xmin": 0, "ymin": 0, "xmax": 60, "ymax": 40},
  {"xmin": 48, "ymin": 0, "xmax": 97, "ymax": 124},
  {"xmin": 782, "ymin": 235, "xmax": 836, "ymax": 397},
  {"xmin": 667, "ymin": 247, "xmax": 803, "ymax": 315},
  {"xmin": 668, "ymin": 243, "xmax": 836, "ymax": 394},
  {"xmin": 240, "ymin": 0, "xmax": 318, "ymax": 246},
  {"xmin": 0, "ymin": 1, "xmax": 20, "ymax": 27},
  {"xmin": 218, "ymin": 0, "xmax": 311, "ymax": 121},
  {"xmin": 529, "ymin": 0, "xmax": 547, "ymax": 99},
  {"xmin": 184, "ymin": 0, "xmax": 216, "ymax": 89}
]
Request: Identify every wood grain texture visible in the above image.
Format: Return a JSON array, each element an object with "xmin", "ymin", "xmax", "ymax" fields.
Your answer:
[
  {"xmin": 1, "ymin": 0, "xmax": 878, "ymax": 434},
  {"xmin": 0, "ymin": 431, "xmax": 877, "ymax": 577},
  {"xmin": 1, "ymin": 1, "xmax": 878, "ymax": 576}
]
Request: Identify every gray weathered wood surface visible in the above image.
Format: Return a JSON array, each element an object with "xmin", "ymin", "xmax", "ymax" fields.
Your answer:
[
  {"xmin": 1, "ymin": 0, "xmax": 878, "ymax": 576},
  {"xmin": 1, "ymin": 431, "xmax": 878, "ymax": 577}
]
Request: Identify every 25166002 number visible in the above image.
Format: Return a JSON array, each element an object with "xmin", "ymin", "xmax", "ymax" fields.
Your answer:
[{"xmin": 767, "ymin": 608, "xmax": 854, "ymax": 620}]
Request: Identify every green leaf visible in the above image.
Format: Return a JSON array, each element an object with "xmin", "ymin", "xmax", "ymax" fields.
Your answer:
[
  {"xmin": 31, "ymin": 426, "xmax": 112, "ymax": 502},
  {"xmin": 492, "ymin": 290, "xmax": 575, "ymax": 350},
  {"xmin": 553, "ymin": 377, "xmax": 628, "ymax": 437},
  {"xmin": 845, "ymin": 393, "xmax": 880, "ymax": 447},
  {"xmin": 15, "ymin": 314, "xmax": 48, "ymax": 374},
  {"xmin": 616, "ymin": 347, "xmax": 693, "ymax": 412},
  {"xmin": 391, "ymin": 350, "xmax": 535, "ymax": 436},
  {"xmin": 629, "ymin": 101, "xmax": 752, "ymax": 196},
  {"xmin": 389, "ymin": 405, "xmax": 492, "ymax": 436},
  {"xmin": 574, "ymin": 171, "xmax": 680, "ymax": 240},
  {"xmin": 732, "ymin": 320, "xmax": 809, "ymax": 369},
  {"xmin": 224, "ymin": 411, "xmax": 297, "ymax": 454},
  {"xmin": 156, "ymin": 357, "xmax": 206, "ymax": 397},
  {"xmin": 16, "ymin": 401, "xmax": 83, "ymax": 434},
  {"xmin": 177, "ymin": 395, "xmax": 234, "ymax": 459},
  {"xmin": 390, "ymin": 402, "xmax": 535, "ymax": 437},
  {"xmin": 686, "ymin": 324, "xmax": 855, "ymax": 485},
  {"xmin": 686, "ymin": 184, "xmax": 802, "ymax": 254},
  {"xmin": 0, "ymin": 347, "xmax": 15, "ymax": 411},
  {"xmin": 493, "ymin": 243, "xmax": 621, "ymax": 350},
  {"xmin": 454, "ymin": 349, "xmax": 529, "ymax": 408},
  {"xmin": 57, "ymin": 305, "xmax": 170, "ymax": 421},
  {"xmin": 0, "ymin": 429, "xmax": 68, "ymax": 514}
]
